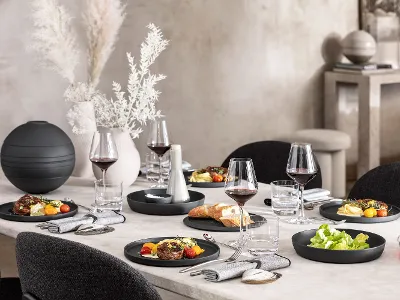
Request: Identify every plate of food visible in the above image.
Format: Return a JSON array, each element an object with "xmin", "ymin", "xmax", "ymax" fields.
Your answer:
[
  {"xmin": 292, "ymin": 224, "xmax": 386, "ymax": 263},
  {"xmin": 319, "ymin": 199, "xmax": 400, "ymax": 223},
  {"xmin": 124, "ymin": 236, "xmax": 220, "ymax": 267},
  {"xmin": 0, "ymin": 194, "xmax": 78, "ymax": 222},
  {"xmin": 187, "ymin": 166, "xmax": 227, "ymax": 188},
  {"xmin": 127, "ymin": 189, "xmax": 205, "ymax": 215},
  {"xmin": 183, "ymin": 203, "xmax": 264, "ymax": 232}
]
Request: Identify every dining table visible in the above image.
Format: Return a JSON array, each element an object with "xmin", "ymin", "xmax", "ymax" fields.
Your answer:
[{"xmin": 0, "ymin": 176, "xmax": 399, "ymax": 300}]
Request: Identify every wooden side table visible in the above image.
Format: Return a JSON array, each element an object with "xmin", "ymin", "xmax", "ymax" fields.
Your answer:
[{"xmin": 324, "ymin": 70, "xmax": 400, "ymax": 179}]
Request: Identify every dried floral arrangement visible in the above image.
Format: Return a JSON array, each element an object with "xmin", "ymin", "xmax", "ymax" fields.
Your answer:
[{"xmin": 30, "ymin": 0, "xmax": 169, "ymax": 137}]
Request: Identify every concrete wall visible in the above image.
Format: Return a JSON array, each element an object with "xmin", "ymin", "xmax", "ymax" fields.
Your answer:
[{"xmin": 2, "ymin": 0, "xmax": 396, "ymax": 178}]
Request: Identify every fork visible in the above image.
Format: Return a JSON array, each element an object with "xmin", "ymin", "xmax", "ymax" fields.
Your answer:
[{"xmin": 179, "ymin": 244, "xmax": 244, "ymax": 274}]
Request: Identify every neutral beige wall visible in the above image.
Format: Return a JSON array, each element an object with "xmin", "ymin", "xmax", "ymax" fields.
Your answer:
[{"xmin": 2, "ymin": 0, "xmax": 386, "ymax": 174}]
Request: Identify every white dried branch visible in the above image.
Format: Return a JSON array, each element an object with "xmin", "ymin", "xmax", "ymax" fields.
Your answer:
[
  {"xmin": 84, "ymin": 0, "xmax": 126, "ymax": 88},
  {"xmin": 30, "ymin": 0, "xmax": 79, "ymax": 84}
]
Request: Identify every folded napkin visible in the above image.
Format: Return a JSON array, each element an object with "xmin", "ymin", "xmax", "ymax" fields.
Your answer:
[
  {"xmin": 40, "ymin": 211, "xmax": 125, "ymax": 233},
  {"xmin": 303, "ymin": 189, "xmax": 331, "ymax": 202},
  {"xmin": 202, "ymin": 254, "xmax": 291, "ymax": 282}
]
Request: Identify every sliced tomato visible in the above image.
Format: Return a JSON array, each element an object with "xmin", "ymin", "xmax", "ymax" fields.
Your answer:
[
  {"xmin": 140, "ymin": 247, "xmax": 152, "ymax": 255},
  {"xmin": 377, "ymin": 209, "xmax": 388, "ymax": 217},
  {"xmin": 184, "ymin": 247, "xmax": 197, "ymax": 259}
]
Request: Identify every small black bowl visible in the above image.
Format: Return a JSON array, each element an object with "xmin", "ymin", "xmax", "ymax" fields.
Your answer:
[
  {"xmin": 144, "ymin": 190, "xmax": 172, "ymax": 204},
  {"xmin": 292, "ymin": 228, "xmax": 386, "ymax": 264}
]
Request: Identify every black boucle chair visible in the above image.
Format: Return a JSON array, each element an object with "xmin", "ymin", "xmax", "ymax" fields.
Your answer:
[
  {"xmin": 16, "ymin": 232, "xmax": 162, "ymax": 300},
  {"xmin": 348, "ymin": 162, "xmax": 400, "ymax": 206},
  {"xmin": 221, "ymin": 141, "xmax": 322, "ymax": 189}
]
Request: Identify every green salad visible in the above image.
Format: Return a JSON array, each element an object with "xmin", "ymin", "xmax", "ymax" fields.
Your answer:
[{"xmin": 308, "ymin": 224, "xmax": 370, "ymax": 250}]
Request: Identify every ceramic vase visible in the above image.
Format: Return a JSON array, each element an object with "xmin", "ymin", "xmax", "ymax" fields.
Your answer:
[
  {"xmin": 92, "ymin": 128, "xmax": 141, "ymax": 186},
  {"xmin": 68, "ymin": 102, "xmax": 97, "ymax": 178},
  {"xmin": 342, "ymin": 30, "xmax": 377, "ymax": 64}
]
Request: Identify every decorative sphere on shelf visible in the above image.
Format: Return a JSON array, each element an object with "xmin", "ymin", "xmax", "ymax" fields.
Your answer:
[
  {"xmin": 341, "ymin": 30, "xmax": 377, "ymax": 64},
  {"xmin": 0, "ymin": 121, "xmax": 75, "ymax": 194}
]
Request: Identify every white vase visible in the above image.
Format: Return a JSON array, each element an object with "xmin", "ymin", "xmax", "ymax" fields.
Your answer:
[
  {"xmin": 92, "ymin": 128, "xmax": 141, "ymax": 186},
  {"xmin": 68, "ymin": 102, "xmax": 97, "ymax": 178}
]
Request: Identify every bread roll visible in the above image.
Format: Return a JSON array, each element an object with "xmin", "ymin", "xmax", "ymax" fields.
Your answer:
[
  {"xmin": 208, "ymin": 203, "xmax": 229, "ymax": 220},
  {"xmin": 188, "ymin": 205, "xmax": 211, "ymax": 218}
]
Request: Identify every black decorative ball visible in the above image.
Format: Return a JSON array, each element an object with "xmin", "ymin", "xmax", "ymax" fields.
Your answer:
[{"xmin": 1, "ymin": 121, "xmax": 75, "ymax": 194}]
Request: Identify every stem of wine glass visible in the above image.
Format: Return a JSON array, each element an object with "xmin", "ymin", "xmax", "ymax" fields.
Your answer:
[
  {"xmin": 238, "ymin": 205, "xmax": 245, "ymax": 246},
  {"xmin": 158, "ymin": 155, "xmax": 164, "ymax": 186},
  {"xmin": 102, "ymin": 169, "xmax": 106, "ymax": 194},
  {"xmin": 299, "ymin": 184, "xmax": 305, "ymax": 219}
]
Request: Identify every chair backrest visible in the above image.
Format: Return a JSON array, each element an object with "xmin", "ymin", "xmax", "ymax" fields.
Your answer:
[
  {"xmin": 348, "ymin": 162, "xmax": 400, "ymax": 206},
  {"xmin": 221, "ymin": 141, "xmax": 322, "ymax": 189},
  {"xmin": 16, "ymin": 232, "xmax": 162, "ymax": 300}
]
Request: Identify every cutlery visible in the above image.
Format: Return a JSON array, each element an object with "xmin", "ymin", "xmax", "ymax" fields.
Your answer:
[
  {"xmin": 203, "ymin": 233, "xmax": 238, "ymax": 250},
  {"xmin": 309, "ymin": 217, "xmax": 346, "ymax": 225},
  {"xmin": 304, "ymin": 198, "xmax": 338, "ymax": 210},
  {"xmin": 65, "ymin": 198, "xmax": 102, "ymax": 212},
  {"xmin": 179, "ymin": 244, "xmax": 244, "ymax": 274}
]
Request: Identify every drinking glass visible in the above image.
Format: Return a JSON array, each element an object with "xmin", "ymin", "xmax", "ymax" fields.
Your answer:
[
  {"xmin": 94, "ymin": 179, "xmax": 123, "ymax": 212},
  {"xmin": 271, "ymin": 180, "xmax": 299, "ymax": 216},
  {"xmin": 286, "ymin": 143, "xmax": 318, "ymax": 224},
  {"xmin": 145, "ymin": 151, "xmax": 170, "ymax": 182},
  {"xmin": 89, "ymin": 131, "xmax": 119, "ymax": 185},
  {"xmin": 147, "ymin": 118, "xmax": 170, "ymax": 188},
  {"xmin": 246, "ymin": 210, "xmax": 279, "ymax": 256},
  {"xmin": 225, "ymin": 158, "xmax": 258, "ymax": 246}
]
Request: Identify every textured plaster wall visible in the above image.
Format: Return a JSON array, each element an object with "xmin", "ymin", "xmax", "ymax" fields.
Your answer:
[{"xmin": 1, "ymin": 0, "xmax": 390, "ymax": 176}]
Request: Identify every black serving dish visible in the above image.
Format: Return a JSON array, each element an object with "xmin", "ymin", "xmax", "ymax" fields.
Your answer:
[
  {"xmin": 0, "ymin": 121, "xmax": 75, "ymax": 194},
  {"xmin": 292, "ymin": 228, "xmax": 386, "ymax": 264},
  {"xmin": 319, "ymin": 201, "xmax": 400, "ymax": 223},
  {"xmin": 187, "ymin": 181, "xmax": 225, "ymax": 188},
  {"xmin": 183, "ymin": 214, "xmax": 265, "ymax": 232},
  {"xmin": 127, "ymin": 189, "xmax": 205, "ymax": 215},
  {"xmin": 124, "ymin": 237, "xmax": 220, "ymax": 267},
  {"xmin": 0, "ymin": 201, "xmax": 78, "ymax": 222}
]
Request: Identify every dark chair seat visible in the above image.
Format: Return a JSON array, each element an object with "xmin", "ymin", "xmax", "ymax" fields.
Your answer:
[
  {"xmin": 0, "ymin": 277, "xmax": 22, "ymax": 300},
  {"xmin": 348, "ymin": 162, "xmax": 400, "ymax": 207},
  {"xmin": 16, "ymin": 232, "xmax": 162, "ymax": 300},
  {"xmin": 221, "ymin": 141, "xmax": 322, "ymax": 189}
]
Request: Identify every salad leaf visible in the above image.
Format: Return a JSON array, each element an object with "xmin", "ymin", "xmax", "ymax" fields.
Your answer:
[{"xmin": 308, "ymin": 224, "xmax": 369, "ymax": 250}]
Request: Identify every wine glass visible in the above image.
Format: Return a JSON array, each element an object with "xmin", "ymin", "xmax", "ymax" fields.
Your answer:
[
  {"xmin": 224, "ymin": 158, "xmax": 258, "ymax": 246},
  {"xmin": 147, "ymin": 118, "xmax": 171, "ymax": 188},
  {"xmin": 89, "ymin": 131, "xmax": 119, "ymax": 185},
  {"xmin": 286, "ymin": 142, "xmax": 318, "ymax": 225}
]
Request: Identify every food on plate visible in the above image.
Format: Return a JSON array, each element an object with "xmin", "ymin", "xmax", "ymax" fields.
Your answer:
[
  {"xmin": 139, "ymin": 237, "xmax": 205, "ymax": 260},
  {"xmin": 12, "ymin": 194, "xmax": 71, "ymax": 216},
  {"xmin": 189, "ymin": 166, "xmax": 228, "ymax": 183},
  {"xmin": 337, "ymin": 199, "xmax": 389, "ymax": 218},
  {"xmin": 308, "ymin": 224, "xmax": 370, "ymax": 250},
  {"xmin": 188, "ymin": 203, "xmax": 254, "ymax": 227}
]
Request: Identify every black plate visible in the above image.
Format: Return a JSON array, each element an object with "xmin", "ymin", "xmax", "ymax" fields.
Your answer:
[
  {"xmin": 183, "ymin": 214, "xmax": 264, "ymax": 232},
  {"xmin": 186, "ymin": 179, "xmax": 225, "ymax": 188},
  {"xmin": 127, "ymin": 189, "xmax": 205, "ymax": 215},
  {"xmin": 124, "ymin": 237, "xmax": 220, "ymax": 267},
  {"xmin": 292, "ymin": 228, "xmax": 386, "ymax": 264},
  {"xmin": 0, "ymin": 201, "xmax": 78, "ymax": 222},
  {"xmin": 319, "ymin": 201, "xmax": 400, "ymax": 223}
]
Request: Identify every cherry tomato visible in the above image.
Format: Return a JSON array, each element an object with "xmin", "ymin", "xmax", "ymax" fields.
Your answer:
[
  {"xmin": 377, "ymin": 209, "xmax": 388, "ymax": 217},
  {"xmin": 184, "ymin": 247, "xmax": 197, "ymax": 259},
  {"xmin": 212, "ymin": 174, "xmax": 223, "ymax": 182},
  {"xmin": 140, "ymin": 247, "xmax": 152, "ymax": 255},
  {"xmin": 60, "ymin": 204, "xmax": 70, "ymax": 213}
]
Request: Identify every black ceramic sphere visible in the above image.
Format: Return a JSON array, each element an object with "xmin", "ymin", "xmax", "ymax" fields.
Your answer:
[{"xmin": 1, "ymin": 121, "xmax": 75, "ymax": 194}]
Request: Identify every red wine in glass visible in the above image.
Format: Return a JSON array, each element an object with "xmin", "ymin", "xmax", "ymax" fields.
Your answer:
[
  {"xmin": 225, "ymin": 188, "xmax": 258, "ymax": 206},
  {"xmin": 90, "ymin": 158, "xmax": 118, "ymax": 171},
  {"xmin": 148, "ymin": 144, "xmax": 171, "ymax": 156},
  {"xmin": 287, "ymin": 171, "xmax": 317, "ymax": 186}
]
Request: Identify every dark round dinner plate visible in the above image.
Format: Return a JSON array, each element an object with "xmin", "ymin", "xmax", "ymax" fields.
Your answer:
[
  {"xmin": 124, "ymin": 237, "xmax": 220, "ymax": 267},
  {"xmin": 292, "ymin": 228, "xmax": 386, "ymax": 264},
  {"xmin": 127, "ymin": 189, "xmax": 205, "ymax": 215},
  {"xmin": 0, "ymin": 201, "xmax": 78, "ymax": 222},
  {"xmin": 183, "ymin": 214, "xmax": 264, "ymax": 232},
  {"xmin": 186, "ymin": 180, "xmax": 225, "ymax": 188},
  {"xmin": 319, "ymin": 201, "xmax": 400, "ymax": 223}
]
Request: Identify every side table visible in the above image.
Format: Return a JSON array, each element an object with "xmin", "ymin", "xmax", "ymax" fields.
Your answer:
[{"xmin": 324, "ymin": 70, "xmax": 400, "ymax": 179}]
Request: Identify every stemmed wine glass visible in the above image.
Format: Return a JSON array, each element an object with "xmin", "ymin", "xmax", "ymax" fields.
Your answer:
[
  {"xmin": 225, "ymin": 158, "xmax": 258, "ymax": 246},
  {"xmin": 286, "ymin": 142, "xmax": 318, "ymax": 225},
  {"xmin": 147, "ymin": 118, "xmax": 171, "ymax": 188},
  {"xmin": 89, "ymin": 131, "xmax": 119, "ymax": 185}
]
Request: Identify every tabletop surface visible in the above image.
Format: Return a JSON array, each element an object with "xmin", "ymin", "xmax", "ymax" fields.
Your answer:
[{"xmin": 0, "ymin": 177, "xmax": 399, "ymax": 300}]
